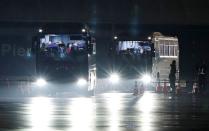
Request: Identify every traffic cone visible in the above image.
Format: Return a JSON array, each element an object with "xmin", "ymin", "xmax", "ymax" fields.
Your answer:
[
  {"xmin": 176, "ymin": 83, "xmax": 181, "ymax": 95},
  {"xmin": 156, "ymin": 82, "xmax": 161, "ymax": 93},
  {"xmin": 163, "ymin": 81, "xmax": 168, "ymax": 96}
]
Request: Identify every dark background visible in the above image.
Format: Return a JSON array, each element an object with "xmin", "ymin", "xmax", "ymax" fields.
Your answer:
[
  {"xmin": 0, "ymin": 0, "xmax": 209, "ymax": 80},
  {"xmin": 0, "ymin": 0, "xmax": 209, "ymax": 25}
]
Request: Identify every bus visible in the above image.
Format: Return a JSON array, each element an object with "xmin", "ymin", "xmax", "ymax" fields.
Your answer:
[
  {"xmin": 0, "ymin": 23, "xmax": 96, "ymax": 96},
  {"xmin": 34, "ymin": 31, "xmax": 96, "ymax": 96},
  {"xmin": 105, "ymin": 39, "xmax": 154, "ymax": 92}
]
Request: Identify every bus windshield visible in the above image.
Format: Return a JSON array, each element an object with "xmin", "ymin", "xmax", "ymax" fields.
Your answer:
[
  {"xmin": 117, "ymin": 41, "xmax": 152, "ymax": 58},
  {"xmin": 39, "ymin": 34, "xmax": 87, "ymax": 61}
]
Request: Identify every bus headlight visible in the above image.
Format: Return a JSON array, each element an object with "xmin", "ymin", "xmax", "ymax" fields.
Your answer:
[
  {"xmin": 77, "ymin": 78, "xmax": 87, "ymax": 86},
  {"xmin": 141, "ymin": 74, "xmax": 152, "ymax": 84},
  {"xmin": 109, "ymin": 73, "xmax": 120, "ymax": 84},
  {"xmin": 35, "ymin": 78, "xmax": 47, "ymax": 87}
]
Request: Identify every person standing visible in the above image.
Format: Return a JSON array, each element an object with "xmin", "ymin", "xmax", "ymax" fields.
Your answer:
[{"xmin": 169, "ymin": 60, "xmax": 176, "ymax": 95}]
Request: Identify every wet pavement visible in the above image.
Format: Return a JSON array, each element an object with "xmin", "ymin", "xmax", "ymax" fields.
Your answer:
[{"xmin": 0, "ymin": 91, "xmax": 209, "ymax": 131}]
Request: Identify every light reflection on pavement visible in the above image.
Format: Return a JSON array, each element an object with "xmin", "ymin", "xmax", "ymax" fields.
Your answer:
[{"xmin": 0, "ymin": 92, "xmax": 209, "ymax": 131}]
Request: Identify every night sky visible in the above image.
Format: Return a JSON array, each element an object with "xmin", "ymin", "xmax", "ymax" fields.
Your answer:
[
  {"xmin": 0, "ymin": 0, "xmax": 208, "ymax": 25},
  {"xmin": 0, "ymin": 0, "xmax": 209, "ymax": 80}
]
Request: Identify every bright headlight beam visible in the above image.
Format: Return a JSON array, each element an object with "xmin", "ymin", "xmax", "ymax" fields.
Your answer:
[
  {"xmin": 141, "ymin": 74, "xmax": 152, "ymax": 84},
  {"xmin": 109, "ymin": 73, "xmax": 120, "ymax": 84},
  {"xmin": 35, "ymin": 78, "xmax": 47, "ymax": 87},
  {"xmin": 38, "ymin": 28, "xmax": 43, "ymax": 33},
  {"xmin": 82, "ymin": 28, "xmax": 86, "ymax": 33},
  {"xmin": 77, "ymin": 78, "xmax": 87, "ymax": 86}
]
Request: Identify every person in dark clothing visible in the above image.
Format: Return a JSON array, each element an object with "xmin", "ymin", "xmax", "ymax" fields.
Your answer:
[{"xmin": 169, "ymin": 60, "xmax": 176, "ymax": 95}]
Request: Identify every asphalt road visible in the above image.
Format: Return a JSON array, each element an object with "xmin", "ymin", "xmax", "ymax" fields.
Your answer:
[{"xmin": 0, "ymin": 92, "xmax": 209, "ymax": 131}]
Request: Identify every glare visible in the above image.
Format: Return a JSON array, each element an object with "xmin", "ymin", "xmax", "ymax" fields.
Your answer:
[
  {"xmin": 35, "ymin": 78, "xmax": 47, "ymax": 87},
  {"xmin": 138, "ymin": 92, "xmax": 156, "ymax": 131},
  {"xmin": 38, "ymin": 28, "xmax": 43, "ymax": 33},
  {"xmin": 82, "ymin": 28, "xmax": 86, "ymax": 33},
  {"xmin": 139, "ymin": 92, "xmax": 155, "ymax": 113},
  {"xmin": 105, "ymin": 93, "xmax": 123, "ymax": 131},
  {"xmin": 109, "ymin": 73, "xmax": 120, "ymax": 84},
  {"xmin": 77, "ymin": 78, "xmax": 87, "ymax": 86},
  {"xmin": 141, "ymin": 74, "xmax": 152, "ymax": 84},
  {"xmin": 148, "ymin": 36, "xmax": 152, "ymax": 40},
  {"xmin": 27, "ymin": 97, "xmax": 54, "ymax": 131},
  {"xmin": 69, "ymin": 98, "xmax": 95, "ymax": 131},
  {"xmin": 114, "ymin": 36, "xmax": 118, "ymax": 40}
]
